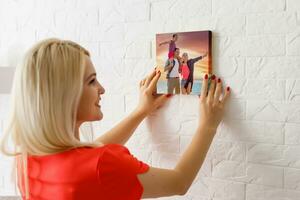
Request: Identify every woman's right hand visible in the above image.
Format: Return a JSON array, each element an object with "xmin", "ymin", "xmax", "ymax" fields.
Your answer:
[{"xmin": 198, "ymin": 74, "xmax": 230, "ymax": 131}]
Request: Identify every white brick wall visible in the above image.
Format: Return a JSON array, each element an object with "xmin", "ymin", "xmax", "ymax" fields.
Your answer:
[{"xmin": 0, "ymin": 0, "xmax": 300, "ymax": 199}]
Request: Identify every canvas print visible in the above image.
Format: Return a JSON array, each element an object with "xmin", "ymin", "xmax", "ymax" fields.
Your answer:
[{"xmin": 156, "ymin": 30, "xmax": 212, "ymax": 95}]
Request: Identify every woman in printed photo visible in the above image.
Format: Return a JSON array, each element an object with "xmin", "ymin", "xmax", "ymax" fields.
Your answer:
[{"xmin": 180, "ymin": 53, "xmax": 190, "ymax": 94}]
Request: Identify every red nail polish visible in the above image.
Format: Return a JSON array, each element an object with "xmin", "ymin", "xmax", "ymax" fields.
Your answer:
[
  {"xmin": 166, "ymin": 94, "xmax": 172, "ymax": 98},
  {"xmin": 218, "ymin": 78, "xmax": 221, "ymax": 83},
  {"xmin": 205, "ymin": 74, "xmax": 208, "ymax": 79},
  {"xmin": 212, "ymin": 75, "xmax": 216, "ymax": 80},
  {"xmin": 227, "ymin": 86, "xmax": 230, "ymax": 91}
]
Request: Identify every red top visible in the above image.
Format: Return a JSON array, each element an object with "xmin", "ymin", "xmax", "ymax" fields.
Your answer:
[
  {"xmin": 18, "ymin": 144, "xmax": 149, "ymax": 200},
  {"xmin": 181, "ymin": 64, "xmax": 190, "ymax": 80}
]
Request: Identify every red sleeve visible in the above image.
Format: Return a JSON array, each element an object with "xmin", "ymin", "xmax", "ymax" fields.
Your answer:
[{"xmin": 97, "ymin": 144, "xmax": 149, "ymax": 200}]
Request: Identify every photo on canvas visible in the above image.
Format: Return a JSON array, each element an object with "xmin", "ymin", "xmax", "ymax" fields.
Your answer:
[{"xmin": 156, "ymin": 30, "xmax": 212, "ymax": 95}]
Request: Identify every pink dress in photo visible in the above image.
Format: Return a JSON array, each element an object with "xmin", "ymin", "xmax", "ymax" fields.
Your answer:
[{"xmin": 181, "ymin": 64, "xmax": 190, "ymax": 80}]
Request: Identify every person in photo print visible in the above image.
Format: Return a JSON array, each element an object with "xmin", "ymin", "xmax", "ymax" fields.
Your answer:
[
  {"xmin": 184, "ymin": 52, "xmax": 208, "ymax": 94},
  {"xmin": 180, "ymin": 53, "xmax": 190, "ymax": 94},
  {"xmin": 159, "ymin": 33, "xmax": 178, "ymax": 59},
  {"xmin": 164, "ymin": 48, "xmax": 181, "ymax": 94}
]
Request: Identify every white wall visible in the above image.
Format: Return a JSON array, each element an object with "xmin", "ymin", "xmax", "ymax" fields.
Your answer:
[{"xmin": 1, "ymin": 0, "xmax": 300, "ymax": 199}]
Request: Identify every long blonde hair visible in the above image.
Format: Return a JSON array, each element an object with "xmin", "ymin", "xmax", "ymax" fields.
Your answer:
[{"xmin": 0, "ymin": 38, "xmax": 101, "ymax": 198}]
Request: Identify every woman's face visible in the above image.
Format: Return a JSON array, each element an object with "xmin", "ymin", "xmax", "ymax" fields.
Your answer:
[
  {"xmin": 182, "ymin": 53, "xmax": 188, "ymax": 62},
  {"xmin": 76, "ymin": 56, "xmax": 105, "ymax": 123}
]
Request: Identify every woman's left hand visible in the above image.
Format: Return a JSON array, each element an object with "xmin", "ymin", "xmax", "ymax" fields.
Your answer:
[{"xmin": 135, "ymin": 69, "xmax": 172, "ymax": 116}]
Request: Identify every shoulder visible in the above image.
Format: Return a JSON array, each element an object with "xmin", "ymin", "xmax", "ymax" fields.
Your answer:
[{"xmin": 97, "ymin": 144, "xmax": 149, "ymax": 175}]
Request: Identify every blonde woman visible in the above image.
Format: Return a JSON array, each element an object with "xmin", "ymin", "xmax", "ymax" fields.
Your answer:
[{"xmin": 1, "ymin": 38, "xmax": 230, "ymax": 199}]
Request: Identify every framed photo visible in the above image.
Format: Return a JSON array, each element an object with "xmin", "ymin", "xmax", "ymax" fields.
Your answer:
[{"xmin": 156, "ymin": 30, "xmax": 212, "ymax": 95}]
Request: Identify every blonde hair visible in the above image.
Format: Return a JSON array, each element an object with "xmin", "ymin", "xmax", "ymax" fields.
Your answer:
[{"xmin": 0, "ymin": 38, "xmax": 101, "ymax": 198}]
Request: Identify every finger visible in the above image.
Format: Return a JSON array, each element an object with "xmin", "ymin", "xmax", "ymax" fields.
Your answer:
[
  {"xmin": 145, "ymin": 69, "xmax": 157, "ymax": 87},
  {"xmin": 139, "ymin": 80, "xmax": 143, "ymax": 87},
  {"xmin": 208, "ymin": 74, "xmax": 216, "ymax": 102},
  {"xmin": 148, "ymin": 70, "xmax": 161, "ymax": 92},
  {"xmin": 200, "ymin": 74, "xmax": 209, "ymax": 100},
  {"xmin": 155, "ymin": 93, "xmax": 172, "ymax": 107},
  {"xmin": 214, "ymin": 77, "xmax": 223, "ymax": 104},
  {"xmin": 221, "ymin": 86, "xmax": 231, "ymax": 105},
  {"xmin": 140, "ymin": 78, "xmax": 146, "ymax": 87}
]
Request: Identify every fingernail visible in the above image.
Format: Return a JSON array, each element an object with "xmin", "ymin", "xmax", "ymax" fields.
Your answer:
[
  {"xmin": 166, "ymin": 94, "xmax": 172, "ymax": 98},
  {"xmin": 227, "ymin": 86, "xmax": 230, "ymax": 91},
  {"xmin": 211, "ymin": 75, "xmax": 216, "ymax": 80},
  {"xmin": 217, "ymin": 78, "xmax": 221, "ymax": 83},
  {"xmin": 204, "ymin": 74, "xmax": 208, "ymax": 79}
]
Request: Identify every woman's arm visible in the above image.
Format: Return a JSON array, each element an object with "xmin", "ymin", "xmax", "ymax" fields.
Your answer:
[
  {"xmin": 138, "ymin": 75, "xmax": 231, "ymax": 198},
  {"xmin": 94, "ymin": 109, "xmax": 146, "ymax": 145},
  {"xmin": 95, "ymin": 69, "xmax": 170, "ymax": 145}
]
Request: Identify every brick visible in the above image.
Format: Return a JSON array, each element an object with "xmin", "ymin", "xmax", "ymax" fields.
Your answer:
[
  {"xmin": 178, "ymin": 95, "xmax": 199, "ymax": 117},
  {"xmin": 246, "ymin": 184, "xmax": 300, "ymax": 200},
  {"xmin": 214, "ymin": 57, "xmax": 245, "ymax": 78},
  {"xmin": 124, "ymin": 2, "xmax": 150, "ymax": 22},
  {"xmin": 213, "ymin": 36, "xmax": 245, "ymax": 57},
  {"xmin": 245, "ymin": 36, "xmax": 285, "ymax": 56},
  {"xmin": 152, "ymin": 151, "xmax": 180, "ymax": 169},
  {"xmin": 125, "ymin": 22, "xmax": 154, "ymax": 42},
  {"xmin": 212, "ymin": 160, "xmax": 246, "ymax": 180},
  {"xmin": 287, "ymin": 0, "xmax": 300, "ymax": 11},
  {"xmin": 244, "ymin": 80, "xmax": 285, "ymax": 100},
  {"xmin": 285, "ymin": 123, "xmax": 300, "ymax": 145},
  {"xmin": 239, "ymin": 0, "xmax": 286, "ymax": 13},
  {"xmin": 212, "ymin": 0, "xmax": 241, "ymax": 15},
  {"xmin": 99, "ymin": 42, "xmax": 126, "ymax": 58},
  {"xmin": 214, "ymin": 16, "xmax": 246, "ymax": 37},
  {"xmin": 284, "ymin": 168, "xmax": 300, "ymax": 190},
  {"xmin": 244, "ymin": 164, "xmax": 283, "ymax": 187},
  {"xmin": 125, "ymin": 40, "xmax": 151, "ymax": 58},
  {"xmin": 224, "ymin": 99, "xmax": 246, "ymax": 120},
  {"xmin": 246, "ymin": 57, "xmax": 300, "ymax": 79},
  {"xmin": 188, "ymin": 177, "xmax": 245, "ymax": 200},
  {"xmin": 178, "ymin": 119, "xmax": 198, "ymax": 136},
  {"xmin": 287, "ymin": 80, "xmax": 300, "ymax": 102},
  {"xmin": 247, "ymin": 101, "xmax": 300, "ymax": 123},
  {"xmin": 128, "ymin": 133, "xmax": 180, "ymax": 153},
  {"xmin": 247, "ymin": 13, "xmax": 297, "ymax": 35},
  {"xmin": 99, "ymin": 0, "xmax": 125, "ymax": 23},
  {"xmin": 209, "ymin": 140, "xmax": 246, "ymax": 162},
  {"xmin": 151, "ymin": 0, "xmax": 211, "ymax": 21},
  {"xmin": 213, "ymin": 0, "xmax": 285, "ymax": 15},
  {"xmin": 247, "ymin": 144, "xmax": 300, "ymax": 169},
  {"xmin": 287, "ymin": 27, "xmax": 300, "ymax": 55},
  {"xmin": 217, "ymin": 120, "xmax": 284, "ymax": 144}
]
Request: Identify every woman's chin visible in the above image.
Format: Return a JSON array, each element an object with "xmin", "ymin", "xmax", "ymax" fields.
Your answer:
[{"xmin": 97, "ymin": 111, "xmax": 103, "ymax": 120}]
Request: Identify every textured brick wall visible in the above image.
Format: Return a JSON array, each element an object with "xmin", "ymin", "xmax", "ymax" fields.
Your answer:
[{"xmin": 0, "ymin": 0, "xmax": 300, "ymax": 199}]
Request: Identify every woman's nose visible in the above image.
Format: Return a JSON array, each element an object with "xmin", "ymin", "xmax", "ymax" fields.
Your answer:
[{"xmin": 99, "ymin": 84, "xmax": 105, "ymax": 95}]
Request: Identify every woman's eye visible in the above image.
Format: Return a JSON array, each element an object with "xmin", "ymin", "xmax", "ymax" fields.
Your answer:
[{"xmin": 89, "ymin": 79, "xmax": 96, "ymax": 84}]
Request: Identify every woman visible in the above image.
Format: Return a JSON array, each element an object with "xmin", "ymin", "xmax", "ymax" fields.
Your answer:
[
  {"xmin": 0, "ymin": 38, "xmax": 230, "ymax": 199},
  {"xmin": 184, "ymin": 52, "xmax": 208, "ymax": 94},
  {"xmin": 180, "ymin": 53, "xmax": 190, "ymax": 94}
]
